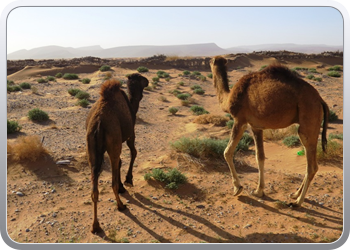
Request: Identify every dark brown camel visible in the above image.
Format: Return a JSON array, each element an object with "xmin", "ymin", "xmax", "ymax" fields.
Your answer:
[
  {"xmin": 210, "ymin": 56, "xmax": 329, "ymax": 207},
  {"xmin": 86, "ymin": 73, "xmax": 148, "ymax": 233}
]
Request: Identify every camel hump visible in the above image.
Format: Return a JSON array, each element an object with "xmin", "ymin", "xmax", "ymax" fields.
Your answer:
[
  {"xmin": 100, "ymin": 79, "xmax": 122, "ymax": 100},
  {"xmin": 261, "ymin": 63, "xmax": 299, "ymax": 81}
]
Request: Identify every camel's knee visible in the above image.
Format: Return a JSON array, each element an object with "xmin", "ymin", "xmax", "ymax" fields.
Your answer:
[{"xmin": 224, "ymin": 148, "xmax": 234, "ymax": 162}]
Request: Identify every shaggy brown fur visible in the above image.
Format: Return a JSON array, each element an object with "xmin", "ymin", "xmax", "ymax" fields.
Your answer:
[
  {"xmin": 210, "ymin": 56, "xmax": 329, "ymax": 207},
  {"xmin": 86, "ymin": 74, "xmax": 148, "ymax": 233}
]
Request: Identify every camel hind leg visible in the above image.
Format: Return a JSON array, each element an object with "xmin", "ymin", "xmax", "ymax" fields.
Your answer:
[
  {"xmin": 290, "ymin": 124, "xmax": 319, "ymax": 207},
  {"xmin": 106, "ymin": 139, "xmax": 126, "ymax": 211},
  {"xmin": 251, "ymin": 128, "xmax": 265, "ymax": 197}
]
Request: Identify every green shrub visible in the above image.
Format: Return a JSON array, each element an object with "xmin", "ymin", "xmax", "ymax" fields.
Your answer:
[
  {"xmin": 28, "ymin": 108, "xmax": 49, "ymax": 122},
  {"xmin": 75, "ymin": 91, "xmax": 90, "ymax": 100},
  {"xmin": 169, "ymin": 89, "xmax": 182, "ymax": 96},
  {"xmin": 7, "ymin": 80, "xmax": 14, "ymax": 85},
  {"xmin": 260, "ymin": 65, "xmax": 267, "ymax": 71},
  {"xmin": 177, "ymin": 81, "xmax": 185, "ymax": 86},
  {"xmin": 236, "ymin": 133, "xmax": 254, "ymax": 152},
  {"xmin": 329, "ymin": 110, "xmax": 338, "ymax": 122},
  {"xmin": 327, "ymin": 71, "xmax": 341, "ymax": 77},
  {"xmin": 19, "ymin": 82, "xmax": 31, "ymax": 89},
  {"xmin": 183, "ymin": 70, "xmax": 191, "ymax": 76},
  {"xmin": 47, "ymin": 76, "xmax": 56, "ymax": 81},
  {"xmin": 328, "ymin": 133, "xmax": 343, "ymax": 140},
  {"xmin": 55, "ymin": 72, "xmax": 63, "ymax": 78},
  {"xmin": 37, "ymin": 78, "xmax": 48, "ymax": 83},
  {"xmin": 306, "ymin": 74, "xmax": 315, "ymax": 80},
  {"xmin": 283, "ymin": 135, "xmax": 301, "ymax": 147},
  {"xmin": 144, "ymin": 168, "xmax": 187, "ymax": 189},
  {"xmin": 63, "ymin": 73, "xmax": 79, "ymax": 80},
  {"xmin": 137, "ymin": 66, "xmax": 149, "ymax": 73},
  {"xmin": 68, "ymin": 88, "xmax": 81, "ymax": 96},
  {"xmin": 168, "ymin": 107, "xmax": 178, "ymax": 115},
  {"xmin": 308, "ymin": 68, "xmax": 317, "ymax": 73},
  {"xmin": 198, "ymin": 75, "xmax": 206, "ymax": 82},
  {"xmin": 181, "ymin": 100, "xmax": 190, "ymax": 106},
  {"xmin": 7, "ymin": 119, "xmax": 21, "ymax": 134},
  {"xmin": 193, "ymin": 88, "xmax": 205, "ymax": 95},
  {"xmin": 207, "ymin": 73, "xmax": 213, "ymax": 79},
  {"xmin": 190, "ymin": 105, "xmax": 209, "ymax": 115},
  {"xmin": 191, "ymin": 71, "xmax": 201, "ymax": 76},
  {"xmin": 165, "ymin": 77, "xmax": 171, "ymax": 82},
  {"xmin": 157, "ymin": 71, "xmax": 170, "ymax": 78},
  {"xmin": 152, "ymin": 77, "xmax": 160, "ymax": 83},
  {"xmin": 76, "ymin": 99, "xmax": 89, "ymax": 108},
  {"xmin": 190, "ymin": 85, "xmax": 202, "ymax": 90},
  {"xmin": 292, "ymin": 67, "xmax": 308, "ymax": 71},
  {"xmin": 100, "ymin": 65, "xmax": 111, "ymax": 72},
  {"xmin": 81, "ymin": 78, "xmax": 91, "ymax": 84},
  {"xmin": 7, "ymin": 85, "xmax": 21, "ymax": 92},
  {"xmin": 328, "ymin": 65, "xmax": 342, "ymax": 71},
  {"xmin": 314, "ymin": 77, "xmax": 322, "ymax": 82},
  {"xmin": 177, "ymin": 93, "xmax": 192, "ymax": 100},
  {"xmin": 226, "ymin": 120, "xmax": 234, "ymax": 129}
]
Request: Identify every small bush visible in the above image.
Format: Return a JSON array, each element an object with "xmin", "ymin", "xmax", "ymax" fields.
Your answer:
[
  {"xmin": 191, "ymin": 71, "xmax": 201, "ymax": 76},
  {"xmin": 7, "ymin": 135, "xmax": 49, "ymax": 162},
  {"xmin": 28, "ymin": 108, "xmax": 49, "ymax": 122},
  {"xmin": 144, "ymin": 168, "xmax": 187, "ymax": 189},
  {"xmin": 190, "ymin": 85, "xmax": 202, "ymax": 90},
  {"xmin": 327, "ymin": 71, "xmax": 341, "ymax": 77},
  {"xmin": 236, "ymin": 133, "xmax": 254, "ymax": 152},
  {"xmin": 226, "ymin": 120, "xmax": 234, "ymax": 129},
  {"xmin": 169, "ymin": 89, "xmax": 182, "ymax": 96},
  {"xmin": 260, "ymin": 65, "xmax": 267, "ymax": 71},
  {"xmin": 181, "ymin": 100, "xmax": 190, "ymax": 106},
  {"xmin": 55, "ymin": 72, "xmax": 63, "ymax": 78},
  {"xmin": 68, "ymin": 88, "xmax": 81, "ymax": 96},
  {"xmin": 100, "ymin": 65, "xmax": 111, "ymax": 72},
  {"xmin": 308, "ymin": 68, "xmax": 318, "ymax": 73},
  {"xmin": 207, "ymin": 73, "xmax": 213, "ymax": 79},
  {"xmin": 7, "ymin": 120, "xmax": 22, "ymax": 134},
  {"xmin": 47, "ymin": 76, "xmax": 56, "ymax": 81},
  {"xmin": 7, "ymin": 85, "xmax": 21, "ymax": 92},
  {"xmin": 264, "ymin": 125, "xmax": 299, "ymax": 141},
  {"xmin": 329, "ymin": 110, "xmax": 338, "ymax": 122},
  {"xmin": 104, "ymin": 72, "xmax": 113, "ymax": 80},
  {"xmin": 165, "ymin": 77, "xmax": 171, "ymax": 82},
  {"xmin": 306, "ymin": 74, "xmax": 315, "ymax": 80},
  {"xmin": 7, "ymin": 80, "xmax": 14, "ymax": 85},
  {"xmin": 81, "ymin": 78, "xmax": 91, "ymax": 84},
  {"xmin": 152, "ymin": 77, "xmax": 160, "ymax": 83},
  {"xmin": 328, "ymin": 65, "xmax": 342, "ymax": 71},
  {"xmin": 292, "ymin": 67, "xmax": 308, "ymax": 71},
  {"xmin": 283, "ymin": 135, "xmax": 301, "ymax": 147},
  {"xmin": 157, "ymin": 71, "xmax": 170, "ymax": 78},
  {"xmin": 328, "ymin": 133, "xmax": 343, "ymax": 140},
  {"xmin": 158, "ymin": 96, "xmax": 167, "ymax": 102},
  {"xmin": 177, "ymin": 81, "xmax": 185, "ymax": 87},
  {"xmin": 137, "ymin": 66, "xmax": 149, "ymax": 73},
  {"xmin": 314, "ymin": 77, "xmax": 322, "ymax": 82},
  {"xmin": 193, "ymin": 114, "xmax": 229, "ymax": 126},
  {"xmin": 37, "ymin": 78, "xmax": 48, "ymax": 83},
  {"xmin": 75, "ymin": 91, "xmax": 90, "ymax": 100},
  {"xmin": 190, "ymin": 105, "xmax": 209, "ymax": 115},
  {"xmin": 19, "ymin": 82, "xmax": 31, "ymax": 89},
  {"xmin": 198, "ymin": 75, "xmax": 206, "ymax": 82},
  {"xmin": 63, "ymin": 73, "xmax": 79, "ymax": 80},
  {"xmin": 76, "ymin": 99, "xmax": 89, "ymax": 108},
  {"xmin": 177, "ymin": 93, "xmax": 192, "ymax": 100},
  {"xmin": 183, "ymin": 70, "xmax": 191, "ymax": 76},
  {"xmin": 169, "ymin": 107, "xmax": 178, "ymax": 115},
  {"xmin": 317, "ymin": 140, "xmax": 342, "ymax": 162},
  {"xmin": 193, "ymin": 88, "xmax": 205, "ymax": 95}
]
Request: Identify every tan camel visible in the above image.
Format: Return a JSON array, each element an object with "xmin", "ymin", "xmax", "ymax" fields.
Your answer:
[
  {"xmin": 86, "ymin": 73, "xmax": 148, "ymax": 233},
  {"xmin": 210, "ymin": 56, "xmax": 329, "ymax": 207}
]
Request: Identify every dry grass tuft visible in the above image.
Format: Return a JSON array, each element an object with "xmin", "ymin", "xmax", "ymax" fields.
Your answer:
[
  {"xmin": 7, "ymin": 135, "xmax": 49, "ymax": 162},
  {"xmin": 264, "ymin": 124, "xmax": 299, "ymax": 141},
  {"xmin": 193, "ymin": 114, "xmax": 229, "ymax": 127},
  {"xmin": 317, "ymin": 140, "xmax": 343, "ymax": 163}
]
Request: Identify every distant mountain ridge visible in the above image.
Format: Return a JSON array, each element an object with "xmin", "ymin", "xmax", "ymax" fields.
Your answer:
[{"xmin": 7, "ymin": 43, "xmax": 343, "ymax": 60}]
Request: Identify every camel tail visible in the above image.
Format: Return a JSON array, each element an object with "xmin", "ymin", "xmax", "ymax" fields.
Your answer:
[{"xmin": 321, "ymin": 100, "xmax": 329, "ymax": 153}]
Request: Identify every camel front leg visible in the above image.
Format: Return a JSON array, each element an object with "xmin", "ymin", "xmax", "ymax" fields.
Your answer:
[
  {"xmin": 125, "ymin": 135, "xmax": 137, "ymax": 187},
  {"xmin": 225, "ymin": 122, "xmax": 246, "ymax": 196},
  {"xmin": 251, "ymin": 128, "xmax": 265, "ymax": 197}
]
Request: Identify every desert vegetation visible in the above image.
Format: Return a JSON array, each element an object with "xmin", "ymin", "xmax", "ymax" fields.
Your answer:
[{"xmin": 6, "ymin": 53, "xmax": 343, "ymax": 244}]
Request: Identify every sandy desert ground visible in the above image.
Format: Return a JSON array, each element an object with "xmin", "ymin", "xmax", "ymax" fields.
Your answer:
[{"xmin": 6, "ymin": 53, "xmax": 343, "ymax": 244}]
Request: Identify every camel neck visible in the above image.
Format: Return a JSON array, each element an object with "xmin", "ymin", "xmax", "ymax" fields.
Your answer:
[{"xmin": 213, "ymin": 73, "xmax": 230, "ymax": 112}]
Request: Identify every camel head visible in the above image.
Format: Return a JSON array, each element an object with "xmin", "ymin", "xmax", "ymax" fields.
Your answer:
[
  {"xmin": 127, "ymin": 73, "xmax": 149, "ymax": 113},
  {"xmin": 210, "ymin": 56, "xmax": 229, "ymax": 91}
]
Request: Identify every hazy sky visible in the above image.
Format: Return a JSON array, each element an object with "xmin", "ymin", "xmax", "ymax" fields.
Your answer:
[{"xmin": 7, "ymin": 6, "xmax": 343, "ymax": 53}]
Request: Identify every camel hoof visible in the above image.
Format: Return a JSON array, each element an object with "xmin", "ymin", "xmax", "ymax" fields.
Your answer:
[
  {"xmin": 233, "ymin": 186, "xmax": 243, "ymax": 196},
  {"xmin": 251, "ymin": 190, "xmax": 264, "ymax": 198},
  {"xmin": 124, "ymin": 179, "xmax": 133, "ymax": 187},
  {"xmin": 287, "ymin": 202, "xmax": 301, "ymax": 208},
  {"xmin": 118, "ymin": 204, "xmax": 127, "ymax": 211},
  {"xmin": 91, "ymin": 223, "xmax": 102, "ymax": 234}
]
